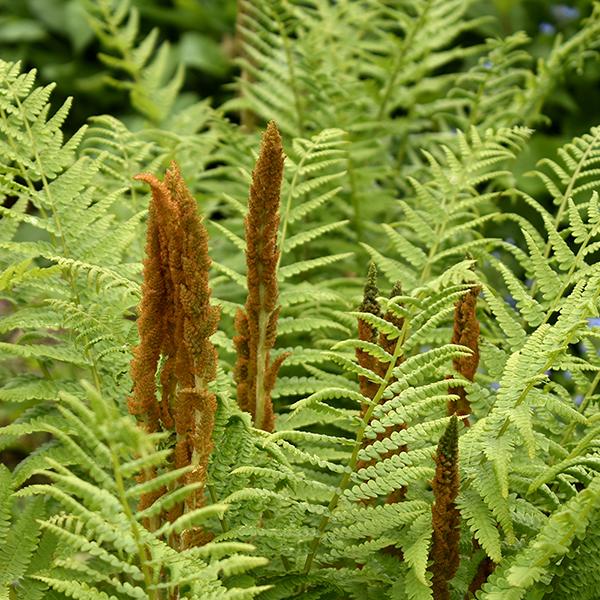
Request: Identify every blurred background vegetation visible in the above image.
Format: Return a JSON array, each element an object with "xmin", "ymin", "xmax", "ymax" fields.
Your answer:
[
  {"xmin": 0, "ymin": 0, "xmax": 598, "ymax": 143},
  {"xmin": 0, "ymin": 0, "xmax": 237, "ymax": 131}
]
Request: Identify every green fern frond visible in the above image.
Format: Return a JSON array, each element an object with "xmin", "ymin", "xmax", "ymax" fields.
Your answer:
[{"xmin": 80, "ymin": 0, "xmax": 184, "ymax": 123}]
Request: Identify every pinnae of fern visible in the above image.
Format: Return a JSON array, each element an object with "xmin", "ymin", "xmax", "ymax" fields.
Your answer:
[{"xmin": 234, "ymin": 121, "xmax": 287, "ymax": 432}]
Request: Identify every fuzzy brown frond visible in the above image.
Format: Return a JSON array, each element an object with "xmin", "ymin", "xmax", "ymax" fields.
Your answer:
[
  {"xmin": 356, "ymin": 263, "xmax": 382, "ymax": 410},
  {"xmin": 430, "ymin": 416, "xmax": 461, "ymax": 600},
  {"xmin": 467, "ymin": 554, "xmax": 495, "ymax": 598},
  {"xmin": 448, "ymin": 286, "xmax": 481, "ymax": 424},
  {"xmin": 356, "ymin": 275, "xmax": 407, "ymax": 510},
  {"xmin": 129, "ymin": 162, "xmax": 220, "ymax": 544},
  {"xmin": 234, "ymin": 121, "xmax": 285, "ymax": 432}
]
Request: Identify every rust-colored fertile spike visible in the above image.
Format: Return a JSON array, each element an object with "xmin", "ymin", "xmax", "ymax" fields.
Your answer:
[
  {"xmin": 129, "ymin": 175, "xmax": 173, "ymax": 433},
  {"xmin": 234, "ymin": 121, "xmax": 286, "ymax": 432},
  {"xmin": 129, "ymin": 163, "xmax": 220, "ymax": 545},
  {"xmin": 467, "ymin": 552, "xmax": 496, "ymax": 597},
  {"xmin": 430, "ymin": 416, "xmax": 461, "ymax": 600},
  {"xmin": 356, "ymin": 262, "xmax": 382, "ymax": 413},
  {"xmin": 448, "ymin": 286, "xmax": 481, "ymax": 425}
]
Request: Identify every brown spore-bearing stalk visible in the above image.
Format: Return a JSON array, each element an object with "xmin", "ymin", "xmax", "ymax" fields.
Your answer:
[
  {"xmin": 447, "ymin": 286, "xmax": 481, "ymax": 426},
  {"xmin": 129, "ymin": 162, "xmax": 220, "ymax": 545},
  {"xmin": 466, "ymin": 551, "xmax": 495, "ymax": 598},
  {"xmin": 233, "ymin": 121, "xmax": 286, "ymax": 432},
  {"xmin": 356, "ymin": 262, "xmax": 383, "ymax": 414},
  {"xmin": 430, "ymin": 415, "xmax": 461, "ymax": 600}
]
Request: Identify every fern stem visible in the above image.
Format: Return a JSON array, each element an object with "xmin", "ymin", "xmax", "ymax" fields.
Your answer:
[
  {"xmin": 495, "ymin": 297, "xmax": 600, "ymax": 446},
  {"xmin": 236, "ymin": 0, "xmax": 257, "ymax": 131},
  {"xmin": 560, "ymin": 370, "xmax": 600, "ymax": 448},
  {"xmin": 495, "ymin": 355, "xmax": 555, "ymax": 441},
  {"xmin": 255, "ymin": 304, "xmax": 270, "ymax": 429},
  {"xmin": 520, "ymin": 7, "xmax": 600, "ymax": 127},
  {"xmin": 347, "ymin": 155, "xmax": 363, "ymax": 242},
  {"xmin": 419, "ymin": 179, "xmax": 465, "ymax": 284},
  {"xmin": 531, "ymin": 127, "xmax": 600, "ymax": 298},
  {"xmin": 97, "ymin": 1, "xmax": 157, "ymax": 123},
  {"xmin": 496, "ymin": 282, "xmax": 600, "ymax": 447},
  {"xmin": 302, "ymin": 316, "xmax": 410, "ymax": 577},
  {"xmin": 277, "ymin": 139, "xmax": 307, "ymax": 270},
  {"xmin": 540, "ymin": 219, "xmax": 598, "ymax": 326},
  {"xmin": 208, "ymin": 483, "xmax": 229, "ymax": 532}
]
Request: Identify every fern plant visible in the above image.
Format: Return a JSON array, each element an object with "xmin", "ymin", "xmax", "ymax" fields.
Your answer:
[{"xmin": 2, "ymin": 1, "xmax": 600, "ymax": 599}]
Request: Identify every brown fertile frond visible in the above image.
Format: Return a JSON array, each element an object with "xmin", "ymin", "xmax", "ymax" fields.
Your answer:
[
  {"xmin": 129, "ymin": 162, "xmax": 220, "ymax": 544},
  {"xmin": 356, "ymin": 262, "xmax": 382, "ymax": 411},
  {"xmin": 448, "ymin": 286, "xmax": 481, "ymax": 425},
  {"xmin": 378, "ymin": 280, "xmax": 403, "ymax": 360},
  {"xmin": 128, "ymin": 174, "xmax": 172, "ymax": 434},
  {"xmin": 234, "ymin": 121, "xmax": 285, "ymax": 432},
  {"xmin": 467, "ymin": 553, "xmax": 496, "ymax": 598},
  {"xmin": 430, "ymin": 416, "xmax": 461, "ymax": 600}
]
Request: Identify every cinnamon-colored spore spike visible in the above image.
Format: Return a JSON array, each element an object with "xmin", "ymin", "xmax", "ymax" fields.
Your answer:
[
  {"xmin": 234, "ymin": 121, "xmax": 286, "ymax": 432},
  {"xmin": 129, "ymin": 162, "xmax": 219, "ymax": 544},
  {"xmin": 430, "ymin": 415, "xmax": 461, "ymax": 600},
  {"xmin": 356, "ymin": 262, "xmax": 382, "ymax": 412},
  {"xmin": 448, "ymin": 286, "xmax": 481, "ymax": 425}
]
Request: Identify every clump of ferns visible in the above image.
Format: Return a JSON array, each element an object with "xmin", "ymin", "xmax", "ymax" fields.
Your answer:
[
  {"xmin": 128, "ymin": 122, "xmax": 287, "ymax": 550},
  {"xmin": 347, "ymin": 266, "xmax": 484, "ymax": 594},
  {"xmin": 221, "ymin": 262, "xmax": 481, "ymax": 595},
  {"xmin": 127, "ymin": 118, "xmax": 494, "ymax": 597}
]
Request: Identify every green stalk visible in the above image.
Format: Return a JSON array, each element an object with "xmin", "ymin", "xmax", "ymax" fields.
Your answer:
[{"xmin": 302, "ymin": 316, "xmax": 410, "ymax": 576}]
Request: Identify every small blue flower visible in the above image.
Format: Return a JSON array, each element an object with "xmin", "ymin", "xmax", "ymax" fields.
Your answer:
[
  {"xmin": 551, "ymin": 5, "xmax": 580, "ymax": 23},
  {"xmin": 539, "ymin": 22, "xmax": 556, "ymax": 35},
  {"xmin": 587, "ymin": 317, "xmax": 600, "ymax": 328},
  {"xmin": 490, "ymin": 382, "xmax": 500, "ymax": 391},
  {"xmin": 563, "ymin": 370, "xmax": 572, "ymax": 380},
  {"xmin": 483, "ymin": 60, "xmax": 493, "ymax": 69},
  {"xmin": 574, "ymin": 394, "xmax": 584, "ymax": 406}
]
